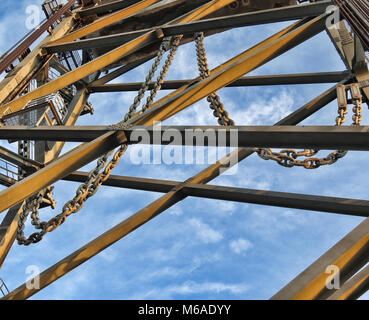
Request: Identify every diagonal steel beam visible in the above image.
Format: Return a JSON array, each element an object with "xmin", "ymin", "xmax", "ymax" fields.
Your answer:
[{"xmin": 0, "ymin": 0, "xmax": 76, "ymax": 75}]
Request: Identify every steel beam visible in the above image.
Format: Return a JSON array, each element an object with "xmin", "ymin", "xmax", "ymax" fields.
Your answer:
[
  {"xmin": 64, "ymin": 171, "xmax": 369, "ymax": 218},
  {"xmin": 0, "ymin": 131, "xmax": 126, "ymax": 214},
  {"xmin": 3, "ymin": 125, "xmax": 369, "ymax": 151},
  {"xmin": 45, "ymin": 1, "xmax": 332, "ymax": 53},
  {"xmin": 90, "ymin": 56, "xmax": 154, "ymax": 86},
  {"xmin": 88, "ymin": 71, "xmax": 351, "ymax": 92},
  {"xmin": 0, "ymin": 203, "xmax": 24, "ymax": 270},
  {"xmin": 271, "ymin": 20, "xmax": 369, "ymax": 301}
]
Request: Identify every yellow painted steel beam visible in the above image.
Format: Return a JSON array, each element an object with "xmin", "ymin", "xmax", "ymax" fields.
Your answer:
[
  {"xmin": 0, "ymin": 16, "xmax": 324, "ymax": 215},
  {"xmin": 88, "ymin": 15, "xmax": 301, "ymax": 87},
  {"xmin": 48, "ymin": 0, "xmax": 162, "ymax": 46},
  {"xmin": 0, "ymin": 0, "xmax": 236, "ymax": 119},
  {"xmin": 42, "ymin": 88, "xmax": 90, "ymax": 164},
  {"xmin": 0, "ymin": 203, "xmax": 24, "ymax": 270}
]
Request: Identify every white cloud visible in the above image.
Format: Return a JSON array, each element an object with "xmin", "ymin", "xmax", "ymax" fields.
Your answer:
[
  {"xmin": 229, "ymin": 238, "xmax": 253, "ymax": 255},
  {"xmin": 188, "ymin": 218, "xmax": 223, "ymax": 244},
  {"xmin": 138, "ymin": 280, "xmax": 250, "ymax": 299}
]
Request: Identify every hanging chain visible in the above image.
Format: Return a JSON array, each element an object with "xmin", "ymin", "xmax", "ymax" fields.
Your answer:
[
  {"xmin": 194, "ymin": 34, "xmax": 363, "ymax": 170},
  {"xmin": 16, "ymin": 35, "xmax": 182, "ymax": 245},
  {"xmin": 123, "ymin": 36, "xmax": 173, "ymax": 122},
  {"xmin": 195, "ymin": 32, "xmax": 235, "ymax": 126},
  {"xmin": 256, "ymin": 84, "xmax": 364, "ymax": 169},
  {"xmin": 141, "ymin": 35, "xmax": 183, "ymax": 113}
]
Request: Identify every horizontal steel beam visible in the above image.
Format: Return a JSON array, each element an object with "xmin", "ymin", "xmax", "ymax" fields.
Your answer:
[
  {"xmin": 64, "ymin": 171, "xmax": 369, "ymax": 218},
  {"xmin": 2, "ymin": 125, "xmax": 369, "ymax": 151},
  {"xmin": 45, "ymin": 1, "xmax": 332, "ymax": 53},
  {"xmin": 88, "ymin": 71, "xmax": 351, "ymax": 92}
]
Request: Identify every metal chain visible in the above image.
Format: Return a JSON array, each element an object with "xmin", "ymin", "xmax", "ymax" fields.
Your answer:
[
  {"xmin": 194, "ymin": 33, "xmax": 361, "ymax": 170},
  {"xmin": 141, "ymin": 35, "xmax": 182, "ymax": 113},
  {"xmin": 16, "ymin": 35, "xmax": 182, "ymax": 245},
  {"xmin": 123, "ymin": 36, "xmax": 173, "ymax": 122},
  {"xmin": 194, "ymin": 32, "xmax": 235, "ymax": 126},
  {"xmin": 256, "ymin": 89, "xmax": 364, "ymax": 169},
  {"xmin": 17, "ymin": 143, "xmax": 128, "ymax": 245}
]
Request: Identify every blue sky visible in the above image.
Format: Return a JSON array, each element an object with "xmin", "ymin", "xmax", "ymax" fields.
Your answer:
[{"xmin": 1, "ymin": 1, "xmax": 369, "ymax": 300}]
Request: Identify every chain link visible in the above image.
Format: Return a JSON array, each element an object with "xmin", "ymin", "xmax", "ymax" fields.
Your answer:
[
  {"xmin": 16, "ymin": 35, "xmax": 182, "ymax": 245},
  {"xmin": 195, "ymin": 32, "xmax": 235, "ymax": 126}
]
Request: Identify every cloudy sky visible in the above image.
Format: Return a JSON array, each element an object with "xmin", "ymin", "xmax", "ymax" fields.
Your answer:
[{"xmin": 1, "ymin": 0, "xmax": 369, "ymax": 300}]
